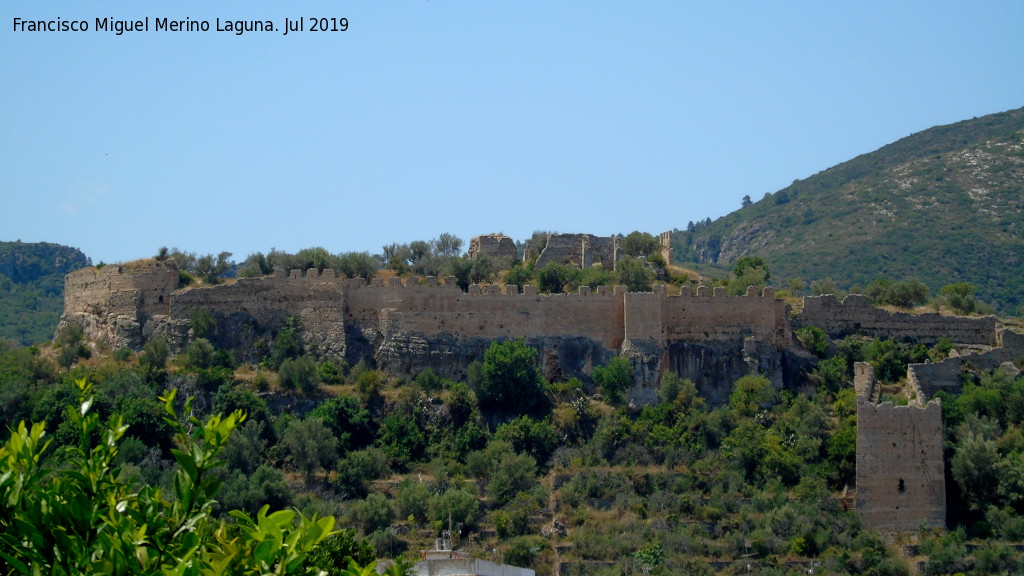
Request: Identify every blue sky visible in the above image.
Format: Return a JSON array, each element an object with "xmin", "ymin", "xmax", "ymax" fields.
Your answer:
[{"xmin": 2, "ymin": 1, "xmax": 1022, "ymax": 264}]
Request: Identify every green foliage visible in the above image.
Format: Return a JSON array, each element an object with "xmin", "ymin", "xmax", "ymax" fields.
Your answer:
[
  {"xmin": 305, "ymin": 529, "xmax": 376, "ymax": 576},
  {"xmin": 941, "ymin": 282, "xmax": 980, "ymax": 314},
  {"xmin": 795, "ymin": 325, "xmax": 829, "ymax": 358},
  {"xmin": 476, "ymin": 339, "xmax": 550, "ymax": 416},
  {"xmin": 427, "ymin": 485, "xmax": 479, "ymax": 528},
  {"xmin": 377, "ymin": 412, "xmax": 427, "ymax": 467},
  {"xmin": 615, "ymin": 257, "xmax": 655, "ymax": 292},
  {"xmin": 536, "ymin": 262, "xmax": 579, "ymax": 294},
  {"xmin": 504, "ymin": 262, "xmax": 533, "ymax": 290},
  {"xmin": 188, "ymin": 306, "xmax": 217, "ymax": 339},
  {"xmin": 593, "ymin": 356, "xmax": 634, "ymax": 405},
  {"xmin": 335, "ymin": 447, "xmax": 392, "ymax": 500},
  {"xmin": 620, "ymin": 231, "xmax": 661, "ymax": 258},
  {"xmin": 633, "ymin": 541, "xmax": 665, "ymax": 576},
  {"xmin": 193, "ymin": 251, "xmax": 233, "ymax": 284},
  {"xmin": 218, "ymin": 464, "xmax": 293, "ymax": 515},
  {"xmin": 279, "ymin": 355, "xmax": 321, "ymax": 393},
  {"xmin": 312, "ymin": 395, "xmax": 375, "ymax": 454},
  {"xmin": 865, "ymin": 277, "xmax": 929, "ymax": 308},
  {"xmin": 351, "ymin": 493, "xmax": 395, "ymax": 534},
  {"xmin": 0, "ymin": 379, "xmax": 335, "ymax": 574},
  {"xmin": 863, "ymin": 338, "xmax": 928, "ymax": 383},
  {"xmin": 396, "ymin": 479, "xmax": 431, "ymax": 523},
  {"xmin": 503, "ymin": 536, "xmax": 543, "ymax": 570},
  {"xmin": 0, "ymin": 242, "xmax": 90, "ymax": 346},
  {"xmin": 282, "ymin": 416, "xmax": 338, "ymax": 481},
  {"xmin": 494, "ymin": 415, "xmax": 559, "ymax": 468},
  {"xmin": 729, "ymin": 374, "xmax": 778, "ymax": 417},
  {"xmin": 269, "ymin": 316, "xmax": 304, "ymax": 370}
]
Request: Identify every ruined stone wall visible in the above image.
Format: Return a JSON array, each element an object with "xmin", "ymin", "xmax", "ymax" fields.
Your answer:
[
  {"xmin": 60, "ymin": 259, "xmax": 180, "ymax": 348},
  {"xmin": 907, "ymin": 329, "xmax": 1024, "ymax": 399},
  {"xmin": 169, "ymin": 268, "xmax": 348, "ymax": 359},
  {"xmin": 800, "ymin": 294, "xmax": 997, "ymax": 345},
  {"xmin": 659, "ymin": 231, "xmax": 672, "ymax": 264},
  {"xmin": 468, "ymin": 234, "xmax": 517, "ymax": 261},
  {"xmin": 856, "ymin": 395, "xmax": 946, "ymax": 531},
  {"xmin": 534, "ymin": 233, "xmax": 617, "ymax": 269}
]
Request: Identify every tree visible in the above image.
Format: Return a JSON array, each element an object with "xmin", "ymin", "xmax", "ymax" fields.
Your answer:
[
  {"xmin": 476, "ymin": 339, "xmax": 549, "ymax": 416},
  {"xmin": 193, "ymin": 251, "xmax": 233, "ymax": 284},
  {"xmin": 741, "ymin": 195, "xmax": 753, "ymax": 208},
  {"xmin": 494, "ymin": 415, "xmax": 559, "ymax": 468},
  {"xmin": 593, "ymin": 356, "xmax": 634, "ymax": 405},
  {"xmin": 729, "ymin": 374, "xmax": 778, "ymax": 417},
  {"xmin": 337, "ymin": 252, "xmax": 379, "ymax": 280},
  {"xmin": 619, "ymin": 231, "xmax": 660, "ymax": 258},
  {"xmin": 433, "ymin": 233, "xmax": 463, "ymax": 257},
  {"xmin": 536, "ymin": 262, "xmax": 578, "ymax": 294},
  {"xmin": 616, "ymin": 257, "xmax": 655, "ymax": 292},
  {"xmin": 283, "ymin": 416, "xmax": 339, "ymax": 482},
  {"xmin": 942, "ymin": 282, "xmax": 977, "ymax": 315},
  {"xmin": 729, "ymin": 256, "xmax": 770, "ymax": 295},
  {"xmin": 269, "ymin": 316, "xmax": 303, "ymax": 369},
  {"xmin": 279, "ymin": 355, "xmax": 321, "ymax": 393},
  {"xmin": 0, "ymin": 380, "xmax": 335, "ymax": 574},
  {"xmin": 796, "ymin": 325, "xmax": 829, "ymax": 358},
  {"xmin": 633, "ymin": 541, "xmax": 666, "ymax": 576}
]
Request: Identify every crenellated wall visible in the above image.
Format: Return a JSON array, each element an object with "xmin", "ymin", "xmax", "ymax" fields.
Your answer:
[
  {"xmin": 856, "ymin": 394, "xmax": 946, "ymax": 531},
  {"xmin": 800, "ymin": 294, "xmax": 997, "ymax": 345}
]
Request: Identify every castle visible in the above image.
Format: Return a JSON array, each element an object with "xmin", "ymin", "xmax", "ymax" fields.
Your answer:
[{"xmin": 59, "ymin": 257, "xmax": 1021, "ymax": 531}]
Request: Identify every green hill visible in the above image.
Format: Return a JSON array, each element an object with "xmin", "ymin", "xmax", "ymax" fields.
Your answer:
[
  {"xmin": 0, "ymin": 241, "xmax": 91, "ymax": 345},
  {"xmin": 675, "ymin": 107, "xmax": 1024, "ymax": 312}
]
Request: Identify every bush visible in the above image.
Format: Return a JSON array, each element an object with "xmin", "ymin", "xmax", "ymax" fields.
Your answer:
[
  {"xmin": 351, "ymin": 493, "xmax": 395, "ymax": 534},
  {"xmin": 279, "ymin": 355, "xmax": 320, "ymax": 393},
  {"xmin": 593, "ymin": 356, "xmax": 634, "ymax": 405},
  {"xmin": 0, "ymin": 379, "xmax": 335, "ymax": 574},
  {"xmin": 476, "ymin": 339, "xmax": 549, "ymax": 417}
]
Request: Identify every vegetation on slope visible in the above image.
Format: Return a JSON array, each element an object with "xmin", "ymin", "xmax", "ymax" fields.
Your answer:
[
  {"xmin": 675, "ymin": 107, "xmax": 1024, "ymax": 313},
  {"xmin": 0, "ymin": 241, "xmax": 90, "ymax": 345},
  {"xmin": 3, "ymin": 317, "xmax": 1023, "ymax": 574}
]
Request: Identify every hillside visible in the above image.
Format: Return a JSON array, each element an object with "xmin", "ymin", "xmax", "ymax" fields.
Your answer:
[
  {"xmin": 674, "ymin": 107, "xmax": 1024, "ymax": 312},
  {"xmin": 0, "ymin": 241, "xmax": 91, "ymax": 345}
]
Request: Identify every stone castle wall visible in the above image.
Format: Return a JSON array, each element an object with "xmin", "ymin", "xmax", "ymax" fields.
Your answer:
[
  {"xmin": 468, "ymin": 234, "xmax": 517, "ymax": 261},
  {"xmin": 534, "ymin": 233, "xmax": 617, "ymax": 268},
  {"xmin": 60, "ymin": 260, "xmax": 180, "ymax": 348},
  {"xmin": 800, "ymin": 294, "xmax": 997, "ymax": 345},
  {"xmin": 856, "ymin": 393, "xmax": 946, "ymax": 531},
  {"xmin": 62, "ymin": 260, "xmax": 796, "ymax": 399}
]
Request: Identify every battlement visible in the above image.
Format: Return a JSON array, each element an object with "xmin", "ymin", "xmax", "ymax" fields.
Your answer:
[{"xmin": 856, "ymin": 394, "xmax": 946, "ymax": 531}]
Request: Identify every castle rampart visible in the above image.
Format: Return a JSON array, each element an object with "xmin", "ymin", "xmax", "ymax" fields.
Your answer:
[{"xmin": 800, "ymin": 294, "xmax": 997, "ymax": 345}]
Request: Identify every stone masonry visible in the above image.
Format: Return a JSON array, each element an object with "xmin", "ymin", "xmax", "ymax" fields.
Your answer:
[
  {"xmin": 468, "ymin": 234, "xmax": 517, "ymax": 261},
  {"xmin": 60, "ymin": 257, "xmax": 1022, "ymax": 533},
  {"xmin": 855, "ymin": 363, "xmax": 946, "ymax": 530},
  {"xmin": 534, "ymin": 234, "xmax": 618, "ymax": 269}
]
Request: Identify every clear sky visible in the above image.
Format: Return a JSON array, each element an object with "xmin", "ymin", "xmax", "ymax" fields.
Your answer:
[{"xmin": 2, "ymin": 1, "xmax": 1022, "ymax": 264}]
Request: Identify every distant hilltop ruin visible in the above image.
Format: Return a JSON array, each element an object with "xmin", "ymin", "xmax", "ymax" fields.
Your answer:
[
  {"xmin": 468, "ymin": 232, "xmax": 674, "ymax": 270},
  {"xmin": 59, "ymin": 255, "xmax": 1022, "ymax": 532}
]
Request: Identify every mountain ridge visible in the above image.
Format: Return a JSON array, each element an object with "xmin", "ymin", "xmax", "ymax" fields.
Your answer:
[{"xmin": 676, "ymin": 107, "xmax": 1024, "ymax": 311}]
